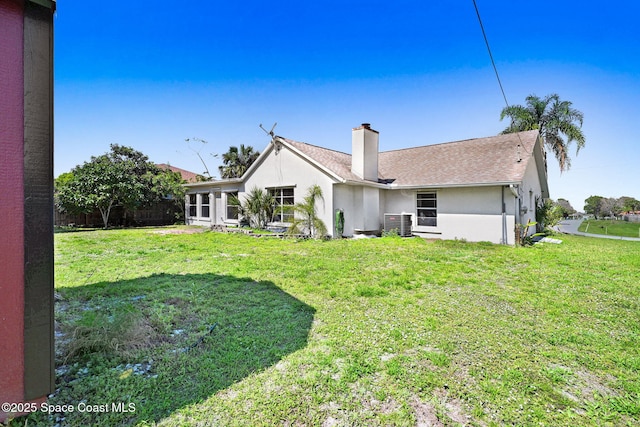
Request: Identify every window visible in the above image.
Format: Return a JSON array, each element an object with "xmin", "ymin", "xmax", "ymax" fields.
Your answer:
[
  {"xmin": 269, "ymin": 187, "xmax": 294, "ymax": 222},
  {"xmin": 201, "ymin": 193, "xmax": 210, "ymax": 218},
  {"xmin": 188, "ymin": 194, "xmax": 197, "ymax": 217},
  {"xmin": 417, "ymin": 192, "xmax": 437, "ymax": 226},
  {"xmin": 226, "ymin": 192, "xmax": 238, "ymax": 220}
]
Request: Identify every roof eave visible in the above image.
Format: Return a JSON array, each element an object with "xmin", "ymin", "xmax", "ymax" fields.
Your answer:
[
  {"xmin": 532, "ymin": 135, "xmax": 550, "ymax": 198},
  {"xmin": 184, "ymin": 178, "xmax": 242, "ymax": 189},
  {"xmin": 278, "ymin": 137, "xmax": 347, "ymax": 183},
  {"xmin": 387, "ymin": 181, "xmax": 522, "ymax": 190}
]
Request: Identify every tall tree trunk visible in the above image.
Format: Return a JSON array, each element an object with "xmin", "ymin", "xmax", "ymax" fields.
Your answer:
[{"xmin": 99, "ymin": 200, "xmax": 114, "ymax": 229}]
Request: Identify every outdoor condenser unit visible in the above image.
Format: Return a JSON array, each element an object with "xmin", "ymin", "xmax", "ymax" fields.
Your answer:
[{"xmin": 384, "ymin": 213, "xmax": 413, "ymax": 237}]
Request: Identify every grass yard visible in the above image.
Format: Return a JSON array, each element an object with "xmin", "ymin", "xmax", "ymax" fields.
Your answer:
[
  {"xmin": 579, "ymin": 219, "xmax": 640, "ymax": 238},
  {"xmin": 15, "ymin": 227, "xmax": 640, "ymax": 426}
]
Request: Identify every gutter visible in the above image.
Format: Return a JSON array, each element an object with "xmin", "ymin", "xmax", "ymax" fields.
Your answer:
[
  {"xmin": 388, "ymin": 181, "xmax": 521, "ymax": 190},
  {"xmin": 501, "ymin": 186, "xmax": 507, "ymax": 244},
  {"xmin": 510, "ymin": 184, "xmax": 521, "ymax": 226},
  {"xmin": 184, "ymin": 178, "xmax": 242, "ymax": 189}
]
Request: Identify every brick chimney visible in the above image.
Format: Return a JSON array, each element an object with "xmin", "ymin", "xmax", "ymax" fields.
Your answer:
[{"xmin": 351, "ymin": 123, "xmax": 379, "ymax": 181}]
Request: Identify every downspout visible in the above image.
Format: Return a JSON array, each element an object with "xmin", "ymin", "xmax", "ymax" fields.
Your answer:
[
  {"xmin": 510, "ymin": 184, "xmax": 520, "ymax": 243},
  {"xmin": 501, "ymin": 186, "xmax": 507, "ymax": 244},
  {"xmin": 509, "ymin": 185, "xmax": 520, "ymax": 225}
]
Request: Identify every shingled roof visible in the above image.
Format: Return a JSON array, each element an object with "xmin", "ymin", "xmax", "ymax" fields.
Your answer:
[
  {"xmin": 282, "ymin": 130, "xmax": 542, "ymax": 188},
  {"xmin": 156, "ymin": 164, "xmax": 200, "ymax": 183}
]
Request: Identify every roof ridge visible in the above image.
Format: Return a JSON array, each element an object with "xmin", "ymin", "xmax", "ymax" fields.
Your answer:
[
  {"xmin": 380, "ymin": 130, "xmax": 538, "ymax": 154},
  {"xmin": 283, "ymin": 137, "xmax": 352, "ymax": 157}
]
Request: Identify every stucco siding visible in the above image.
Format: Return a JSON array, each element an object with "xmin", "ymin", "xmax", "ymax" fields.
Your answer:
[
  {"xmin": 382, "ymin": 186, "xmax": 517, "ymax": 243},
  {"xmin": 519, "ymin": 153, "xmax": 544, "ymax": 227},
  {"xmin": 185, "ymin": 190, "xmax": 212, "ymax": 226},
  {"xmin": 242, "ymin": 144, "xmax": 336, "ymax": 233},
  {"xmin": 437, "ymin": 214, "xmax": 515, "ymax": 244},
  {"xmin": 334, "ymin": 184, "xmax": 370, "ymax": 236}
]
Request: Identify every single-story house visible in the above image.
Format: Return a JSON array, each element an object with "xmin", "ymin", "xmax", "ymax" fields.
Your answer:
[{"xmin": 185, "ymin": 124, "xmax": 549, "ymax": 244}]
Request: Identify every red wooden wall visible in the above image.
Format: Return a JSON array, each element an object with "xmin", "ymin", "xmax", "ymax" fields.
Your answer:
[
  {"xmin": 0, "ymin": 0, "xmax": 27, "ymax": 411},
  {"xmin": 0, "ymin": 0, "xmax": 55, "ymax": 422}
]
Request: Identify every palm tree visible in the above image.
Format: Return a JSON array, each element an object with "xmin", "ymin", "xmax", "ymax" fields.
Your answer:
[
  {"xmin": 287, "ymin": 185, "xmax": 327, "ymax": 239},
  {"xmin": 230, "ymin": 186, "xmax": 274, "ymax": 229},
  {"xmin": 218, "ymin": 145, "xmax": 260, "ymax": 179},
  {"xmin": 500, "ymin": 93, "xmax": 585, "ymax": 172}
]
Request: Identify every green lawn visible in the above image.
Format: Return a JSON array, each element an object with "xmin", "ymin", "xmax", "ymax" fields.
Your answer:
[
  {"xmin": 579, "ymin": 219, "xmax": 640, "ymax": 238},
  {"xmin": 17, "ymin": 227, "xmax": 640, "ymax": 426}
]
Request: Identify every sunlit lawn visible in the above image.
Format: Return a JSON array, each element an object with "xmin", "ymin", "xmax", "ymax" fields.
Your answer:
[
  {"xmin": 579, "ymin": 219, "xmax": 640, "ymax": 238},
  {"xmin": 18, "ymin": 227, "xmax": 640, "ymax": 426}
]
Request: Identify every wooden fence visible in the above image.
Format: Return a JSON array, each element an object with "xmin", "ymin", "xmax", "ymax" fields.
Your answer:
[{"xmin": 55, "ymin": 200, "xmax": 183, "ymax": 228}]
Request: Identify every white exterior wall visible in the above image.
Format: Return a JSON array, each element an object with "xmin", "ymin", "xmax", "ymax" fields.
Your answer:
[
  {"xmin": 185, "ymin": 190, "xmax": 214, "ymax": 227},
  {"xmin": 383, "ymin": 186, "xmax": 518, "ymax": 244},
  {"xmin": 361, "ymin": 187, "xmax": 381, "ymax": 232},
  {"xmin": 242, "ymin": 144, "xmax": 336, "ymax": 233},
  {"xmin": 214, "ymin": 192, "xmax": 223, "ymax": 224},
  {"xmin": 351, "ymin": 126, "xmax": 379, "ymax": 181},
  {"xmin": 438, "ymin": 187, "xmax": 516, "ymax": 244},
  {"xmin": 332, "ymin": 184, "xmax": 382, "ymax": 236},
  {"xmin": 518, "ymin": 152, "xmax": 544, "ymax": 229},
  {"xmin": 185, "ymin": 183, "xmax": 240, "ymax": 226}
]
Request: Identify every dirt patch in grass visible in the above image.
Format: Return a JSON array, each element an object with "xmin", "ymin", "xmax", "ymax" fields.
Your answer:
[
  {"xmin": 152, "ymin": 227, "xmax": 206, "ymax": 235},
  {"xmin": 411, "ymin": 390, "xmax": 472, "ymax": 427},
  {"xmin": 411, "ymin": 398, "xmax": 444, "ymax": 427},
  {"xmin": 557, "ymin": 367, "xmax": 619, "ymax": 413},
  {"xmin": 434, "ymin": 388, "xmax": 472, "ymax": 425}
]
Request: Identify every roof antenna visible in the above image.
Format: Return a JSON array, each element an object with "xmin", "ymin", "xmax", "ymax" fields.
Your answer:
[
  {"xmin": 260, "ymin": 122, "xmax": 281, "ymax": 154},
  {"xmin": 259, "ymin": 122, "xmax": 277, "ymax": 139}
]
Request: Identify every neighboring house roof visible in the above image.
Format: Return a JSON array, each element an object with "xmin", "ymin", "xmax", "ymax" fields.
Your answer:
[
  {"xmin": 156, "ymin": 164, "xmax": 200, "ymax": 183},
  {"xmin": 282, "ymin": 129, "xmax": 545, "ymax": 188}
]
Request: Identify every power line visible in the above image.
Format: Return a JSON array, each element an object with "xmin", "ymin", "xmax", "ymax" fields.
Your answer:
[
  {"xmin": 472, "ymin": 0, "xmax": 531, "ymax": 158},
  {"xmin": 472, "ymin": 0, "xmax": 510, "ymax": 109}
]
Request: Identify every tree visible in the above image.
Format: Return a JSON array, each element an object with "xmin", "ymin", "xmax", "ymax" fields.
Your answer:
[
  {"xmin": 600, "ymin": 197, "xmax": 623, "ymax": 218},
  {"xmin": 230, "ymin": 186, "xmax": 274, "ymax": 229},
  {"xmin": 584, "ymin": 195, "xmax": 604, "ymax": 219},
  {"xmin": 153, "ymin": 167, "xmax": 187, "ymax": 220},
  {"xmin": 556, "ymin": 198, "xmax": 576, "ymax": 218},
  {"xmin": 56, "ymin": 144, "xmax": 167, "ymax": 228},
  {"xmin": 619, "ymin": 196, "xmax": 640, "ymax": 213},
  {"xmin": 535, "ymin": 197, "xmax": 562, "ymax": 232},
  {"xmin": 54, "ymin": 171, "xmax": 75, "ymax": 191},
  {"xmin": 287, "ymin": 185, "xmax": 327, "ymax": 239},
  {"xmin": 500, "ymin": 93, "xmax": 586, "ymax": 172},
  {"xmin": 219, "ymin": 145, "xmax": 260, "ymax": 179}
]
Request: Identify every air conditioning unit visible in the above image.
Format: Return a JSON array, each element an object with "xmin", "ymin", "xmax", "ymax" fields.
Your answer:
[{"xmin": 384, "ymin": 213, "xmax": 413, "ymax": 237}]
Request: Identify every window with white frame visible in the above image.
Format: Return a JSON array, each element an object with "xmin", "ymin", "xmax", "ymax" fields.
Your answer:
[
  {"xmin": 226, "ymin": 192, "xmax": 239, "ymax": 220},
  {"xmin": 417, "ymin": 192, "xmax": 437, "ymax": 226},
  {"xmin": 269, "ymin": 187, "xmax": 294, "ymax": 222},
  {"xmin": 201, "ymin": 193, "xmax": 210, "ymax": 218},
  {"xmin": 188, "ymin": 194, "xmax": 197, "ymax": 217}
]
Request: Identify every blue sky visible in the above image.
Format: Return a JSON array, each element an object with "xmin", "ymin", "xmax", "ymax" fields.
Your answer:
[{"xmin": 54, "ymin": 1, "xmax": 640, "ymax": 211}]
